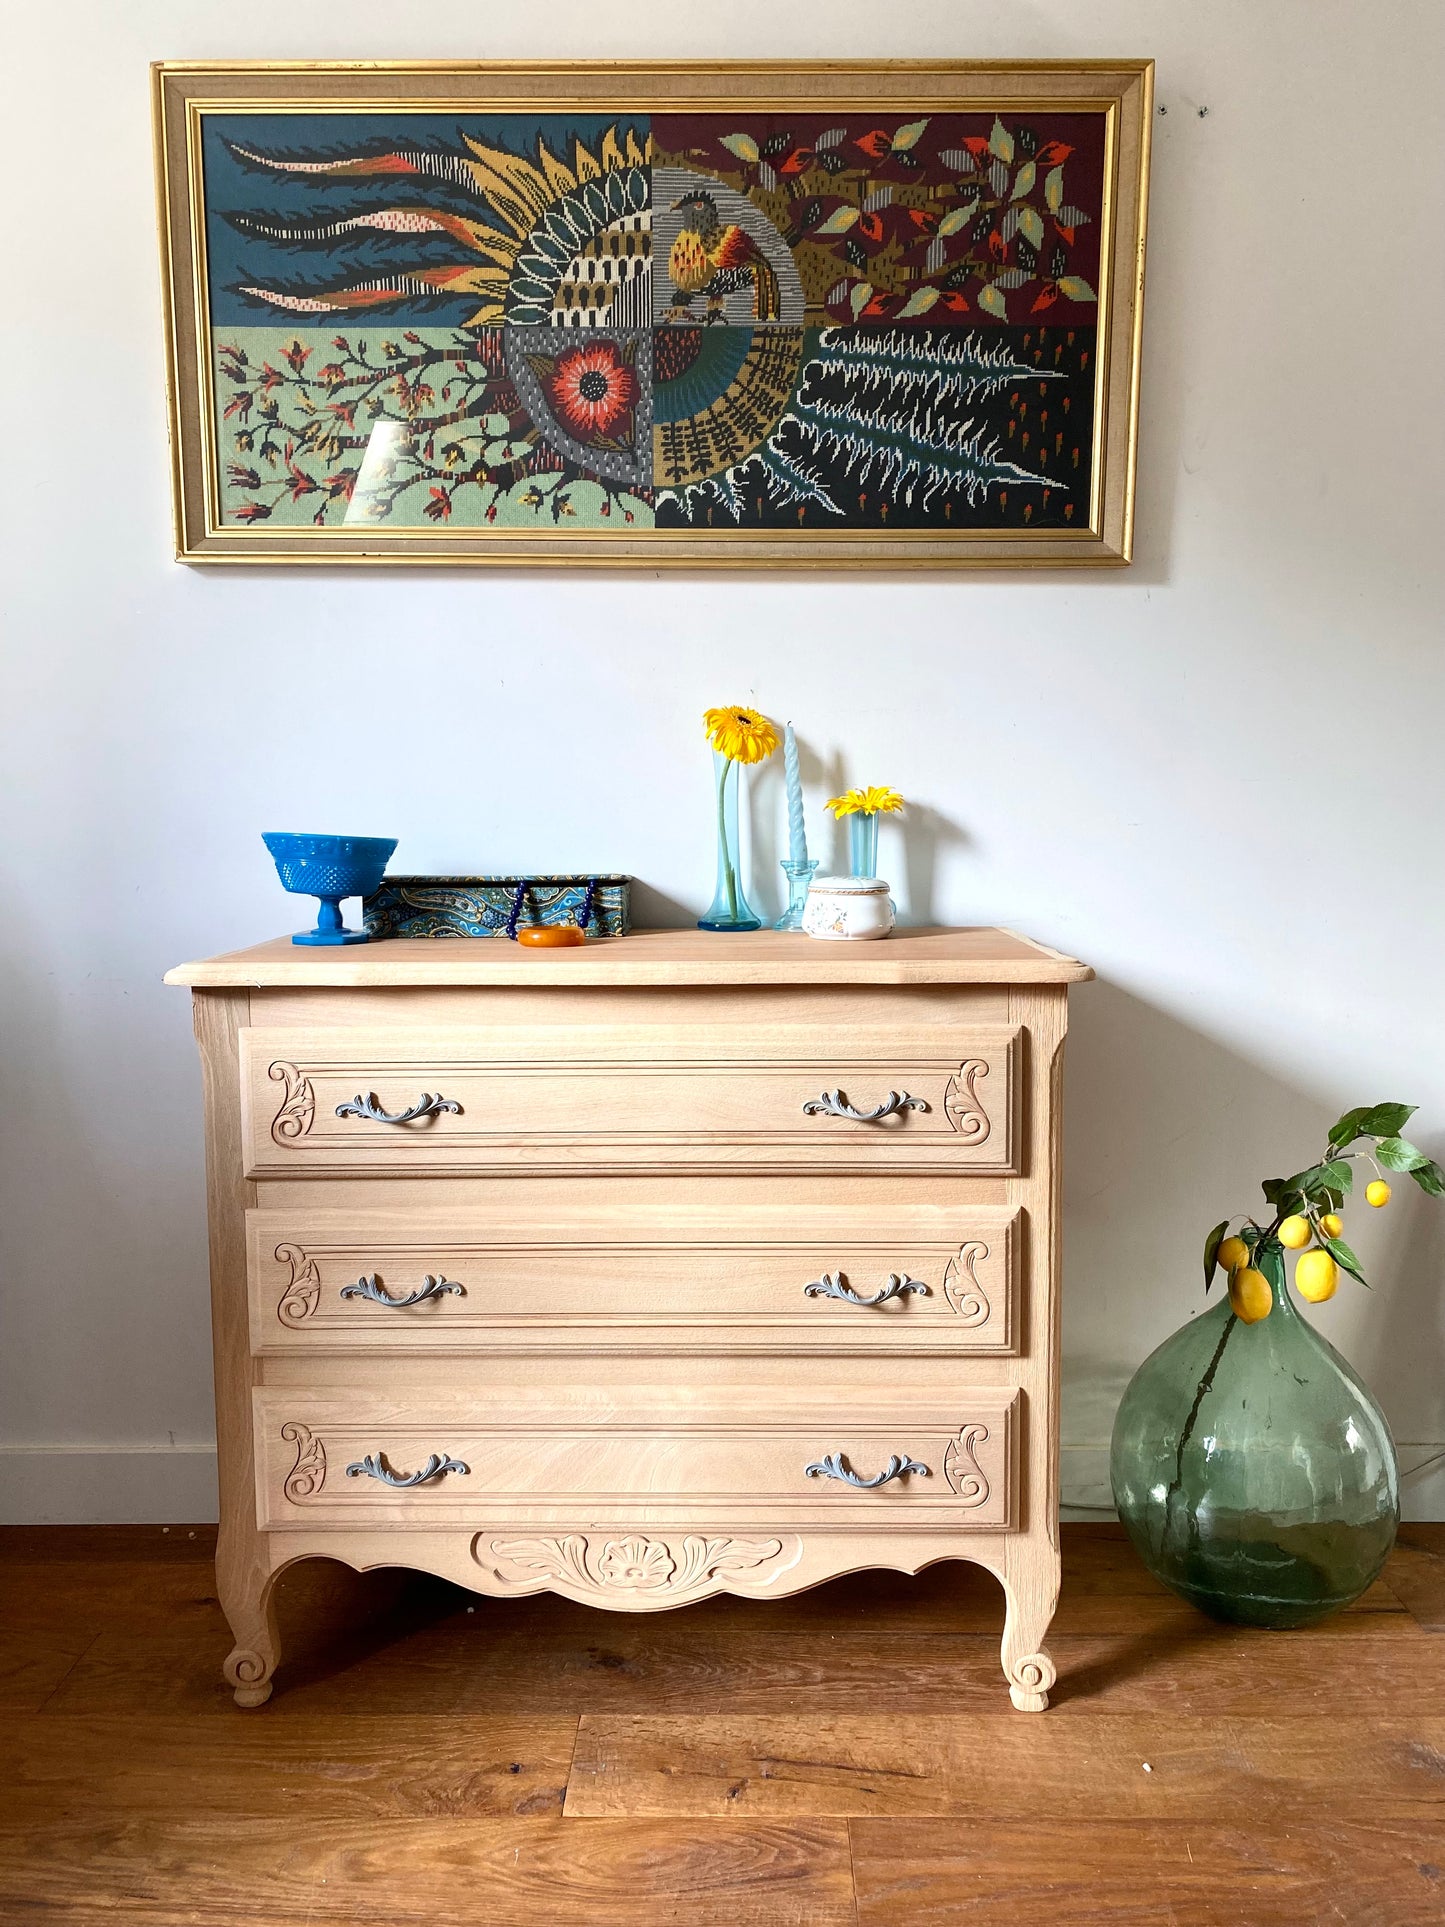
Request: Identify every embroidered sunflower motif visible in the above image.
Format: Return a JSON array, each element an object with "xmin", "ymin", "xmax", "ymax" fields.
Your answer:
[{"xmin": 545, "ymin": 341, "xmax": 639, "ymax": 446}]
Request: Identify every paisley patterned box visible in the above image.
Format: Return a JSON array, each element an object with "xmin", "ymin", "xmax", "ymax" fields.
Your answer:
[{"xmin": 363, "ymin": 875, "xmax": 630, "ymax": 940}]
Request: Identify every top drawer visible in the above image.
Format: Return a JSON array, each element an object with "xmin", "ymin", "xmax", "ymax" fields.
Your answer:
[{"xmin": 240, "ymin": 1023, "xmax": 1021, "ymax": 1178}]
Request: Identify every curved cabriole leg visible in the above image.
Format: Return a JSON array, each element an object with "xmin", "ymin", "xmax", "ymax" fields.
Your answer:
[
  {"xmin": 1000, "ymin": 1537, "xmax": 1061, "ymax": 1711},
  {"xmin": 221, "ymin": 1572, "xmax": 281, "ymax": 1708}
]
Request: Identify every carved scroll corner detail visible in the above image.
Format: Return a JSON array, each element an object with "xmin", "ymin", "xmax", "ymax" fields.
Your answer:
[
  {"xmin": 943, "ymin": 1059, "xmax": 991, "ymax": 1143},
  {"xmin": 477, "ymin": 1532, "xmax": 795, "ymax": 1602},
  {"xmin": 1006, "ymin": 1650, "xmax": 1056, "ymax": 1712},
  {"xmin": 942, "ymin": 1241, "xmax": 991, "ymax": 1324},
  {"xmin": 942, "ymin": 1422, "xmax": 990, "ymax": 1507},
  {"xmin": 268, "ymin": 1060, "xmax": 316, "ymax": 1145},
  {"xmin": 275, "ymin": 1242, "xmax": 322, "ymax": 1324},
  {"xmin": 223, "ymin": 1646, "xmax": 275, "ymax": 1707},
  {"xmin": 280, "ymin": 1420, "xmax": 326, "ymax": 1502}
]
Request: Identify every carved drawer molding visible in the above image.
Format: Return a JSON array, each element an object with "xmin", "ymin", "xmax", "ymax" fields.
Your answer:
[
  {"xmin": 254, "ymin": 1389, "xmax": 1020, "ymax": 1531},
  {"xmin": 238, "ymin": 1022, "xmax": 1021, "ymax": 1178},
  {"xmin": 244, "ymin": 1206, "xmax": 1021, "ymax": 1356}
]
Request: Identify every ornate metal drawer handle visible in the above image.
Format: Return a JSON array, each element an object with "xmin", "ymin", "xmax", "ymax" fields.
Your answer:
[
  {"xmin": 339, "ymin": 1274, "xmax": 464, "ymax": 1310},
  {"xmin": 802, "ymin": 1090, "xmax": 929, "ymax": 1123},
  {"xmin": 335, "ymin": 1092, "xmax": 462, "ymax": 1125},
  {"xmin": 805, "ymin": 1451, "xmax": 930, "ymax": 1488},
  {"xmin": 804, "ymin": 1272, "xmax": 930, "ymax": 1307},
  {"xmin": 345, "ymin": 1451, "xmax": 469, "ymax": 1488}
]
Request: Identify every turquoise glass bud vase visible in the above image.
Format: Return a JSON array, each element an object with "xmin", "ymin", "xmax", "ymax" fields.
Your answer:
[
  {"xmin": 699, "ymin": 750, "xmax": 761, "ymax": 932},
  {"xmin": 1110, "ymin": 1242, "xmax": 1399, "ymax": 1628},
  {"xmin": 828, "ymin": 787, "xmax": 904, "ymax": 881},
  {"xmin": 848, "ymin": 813, "xmax": 879, "ymax": 879}
]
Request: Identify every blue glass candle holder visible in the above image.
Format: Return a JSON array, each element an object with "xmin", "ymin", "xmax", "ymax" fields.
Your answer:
[
  {"xmin": 775, "ymin": 858, "xmax": 818, "ymax": 931},
  {"xmin": 263, "ymin": 833, "xmax": 398, "ymax": 946}
]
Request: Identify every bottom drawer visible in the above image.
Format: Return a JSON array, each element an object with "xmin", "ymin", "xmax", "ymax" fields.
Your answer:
[{"xmin": 256, "ymin": 1386, "xmax": 1019, "ymax": 1532}]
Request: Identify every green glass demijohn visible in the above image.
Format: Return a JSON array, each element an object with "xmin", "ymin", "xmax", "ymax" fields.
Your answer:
[{"xmin": 1110, "ymin": 1241, "xmax": 1399, "ymax": 1628}]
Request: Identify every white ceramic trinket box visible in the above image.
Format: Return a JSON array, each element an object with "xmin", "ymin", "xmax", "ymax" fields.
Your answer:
[{"xmin": 802, "ymin": 875, "xmax": 895, "ymax": 941}]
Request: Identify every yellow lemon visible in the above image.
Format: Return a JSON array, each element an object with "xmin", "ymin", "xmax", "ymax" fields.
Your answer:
[
  {"xmin": 1320, "ymin": 1212, "xmax": 1344, "ymax": 1239},
  {"xmin": 1217, "ymin": 1235, "xmax": 1250, "ymax": 1273},
  {"xmin": 1229, "ymin": 1266, "xmax": 1273, "ymax": 1323},
  {"xmin": 1366, "ymin": 1180, "xmax": 1391, "ymax": 1208},
  {"xmin": 1296, "ymin": 1249, "xmax": 1338, "ymax": 1302},
  {"xmin": 1277, "ymin": 1215, "xmax": 1311, "ymax": 1249}
]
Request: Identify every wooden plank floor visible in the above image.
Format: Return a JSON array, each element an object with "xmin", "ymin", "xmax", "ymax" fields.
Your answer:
[{"xmin": 1, "ymin": 1524, "xmax": 1441, "ymax": 1925}]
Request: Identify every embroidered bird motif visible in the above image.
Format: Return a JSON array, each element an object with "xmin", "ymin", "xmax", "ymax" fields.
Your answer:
[{"xmin": 667, "ymin": 191, "xmax": 782, "ymax": 323}]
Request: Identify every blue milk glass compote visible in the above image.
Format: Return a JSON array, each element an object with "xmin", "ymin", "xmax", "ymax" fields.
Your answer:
[{"xmin": 262, "ymin": 833, "xmax": 398, "ymax": 945}]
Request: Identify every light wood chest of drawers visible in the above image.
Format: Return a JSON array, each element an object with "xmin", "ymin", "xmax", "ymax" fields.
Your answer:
[{"xmin": 167, "ymin": 927, "xmax": 1090, "ymax": 1710}]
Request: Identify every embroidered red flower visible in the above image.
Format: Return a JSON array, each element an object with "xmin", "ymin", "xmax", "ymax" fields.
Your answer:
[{"xmin": 547, "ymin": 341, "xmax": 637, "ymax": 442}]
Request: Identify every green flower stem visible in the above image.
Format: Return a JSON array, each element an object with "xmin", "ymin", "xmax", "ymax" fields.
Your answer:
[{"xmin": 716, "ymin": 757, "xmax": 739, "ymax": 921}]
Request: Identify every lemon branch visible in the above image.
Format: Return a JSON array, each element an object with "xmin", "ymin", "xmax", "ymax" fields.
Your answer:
[{"xmin": 1204, "ymin": 1102, "xmax": 1445, "ymax": 1312}]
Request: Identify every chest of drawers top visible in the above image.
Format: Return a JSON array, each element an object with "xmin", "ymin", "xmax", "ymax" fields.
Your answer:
[{"xmin": 166, "ymin": 925, "xmax": 1091, "ymax": 992}]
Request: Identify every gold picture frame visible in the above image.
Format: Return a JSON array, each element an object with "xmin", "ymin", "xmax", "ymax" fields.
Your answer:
[{"xmin": 154, "ymin": 59, "xmax": 1152, "ymax": 568}]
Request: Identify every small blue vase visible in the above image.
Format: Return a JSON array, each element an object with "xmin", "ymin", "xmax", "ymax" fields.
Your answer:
[
  {"xmin": 848, "ymin": 814, "xmax": 879, "ymax": 879},
  {"xmin": 263, "ymin": 833, "xmax": 397, "ymax": 946}
]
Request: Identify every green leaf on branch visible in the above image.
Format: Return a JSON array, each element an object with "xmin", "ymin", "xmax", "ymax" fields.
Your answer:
[
  {"xmin": 1411, "ymin": 1159, "xmax": 1445, "ymax": 1198},
  {"xmin": 1266, "ymin": 1182, "xmax": 1306, "ymax": 1218},
  {"xmin": 1203, "ymin": 1219, "xmax": 1228, "ymax": 1291},
  {"xmin": 1375, "ymin": 1136, "xmax": 1429, "ymax": 1172},
  {"xmin": 1329, "ymin": 1102, "xmax": 1416, "ymax": 1147},
  {"xmin": 1324, "ymin": 1236, "xmax": 1369, "ymax": 1287},
  {"xmin": 1287, "ymin": 1158, "xmax": 1354, "ymax": 1199}
]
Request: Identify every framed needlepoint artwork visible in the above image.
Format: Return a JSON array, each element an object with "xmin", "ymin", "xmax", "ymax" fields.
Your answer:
[{"xmin": 153, "ymin": 60, "xmax": 1152, "ymax": 568}]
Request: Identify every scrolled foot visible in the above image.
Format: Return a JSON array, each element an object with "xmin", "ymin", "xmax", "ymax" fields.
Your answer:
[
  {"xmin": 225, "ymin": 1645, "xmax": 275, "ymax": 1709},
  {"xmin": 1006, "ymin": 1651, "xmax": 1056, "ymax": 1713}
]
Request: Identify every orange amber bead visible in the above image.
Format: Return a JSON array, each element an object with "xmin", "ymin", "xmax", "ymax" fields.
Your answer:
[{"xmin": 515, "ymin": 925, "xmax": 586, "ymax": 948}]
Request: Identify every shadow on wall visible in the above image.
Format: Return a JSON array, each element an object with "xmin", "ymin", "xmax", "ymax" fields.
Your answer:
[
  {"xmin": 1062, "ymin": 979, "xmax": 1445, "ymax": 1507},
  {"xmin": 734, "ymin": 733, "xmax": 973, "ymax": 925},
  {"xmin": 627, "ymin": 882, "xmax": 695, "ymax": 928}
]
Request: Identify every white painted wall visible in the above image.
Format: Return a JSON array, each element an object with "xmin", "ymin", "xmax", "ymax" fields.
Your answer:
[{"xmin": 3, "ymin": 1, "xmax": 1443, "ymax": 1523}]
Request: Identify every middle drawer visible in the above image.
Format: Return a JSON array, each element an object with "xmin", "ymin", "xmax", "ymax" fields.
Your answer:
[{"xmin": 247, "ymin": 1202, "xmax": 1022, "ymax": 1356}]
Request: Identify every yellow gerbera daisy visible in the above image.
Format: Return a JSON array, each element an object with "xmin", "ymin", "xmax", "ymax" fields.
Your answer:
[
  {"xmin": 825, "ymin": 785, "xmax": 906, "ymax": 818},
  {"xmin": 703, "ymin": 705, "xmax": 780, "ymax": 765}
]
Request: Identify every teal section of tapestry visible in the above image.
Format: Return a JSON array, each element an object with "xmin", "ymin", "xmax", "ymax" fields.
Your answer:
[
  {"xmin": 212, "ymin": 328, "xmax": 653, "ymax": 530},
  {"xmin": 202, "ymin": 114, "xmax": 651, "ymax": 330}
]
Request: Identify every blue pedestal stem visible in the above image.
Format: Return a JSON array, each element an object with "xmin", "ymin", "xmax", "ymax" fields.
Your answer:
[{"xmin": 775, "ymin": 858, "xmax": 818, "ymax": 931}]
